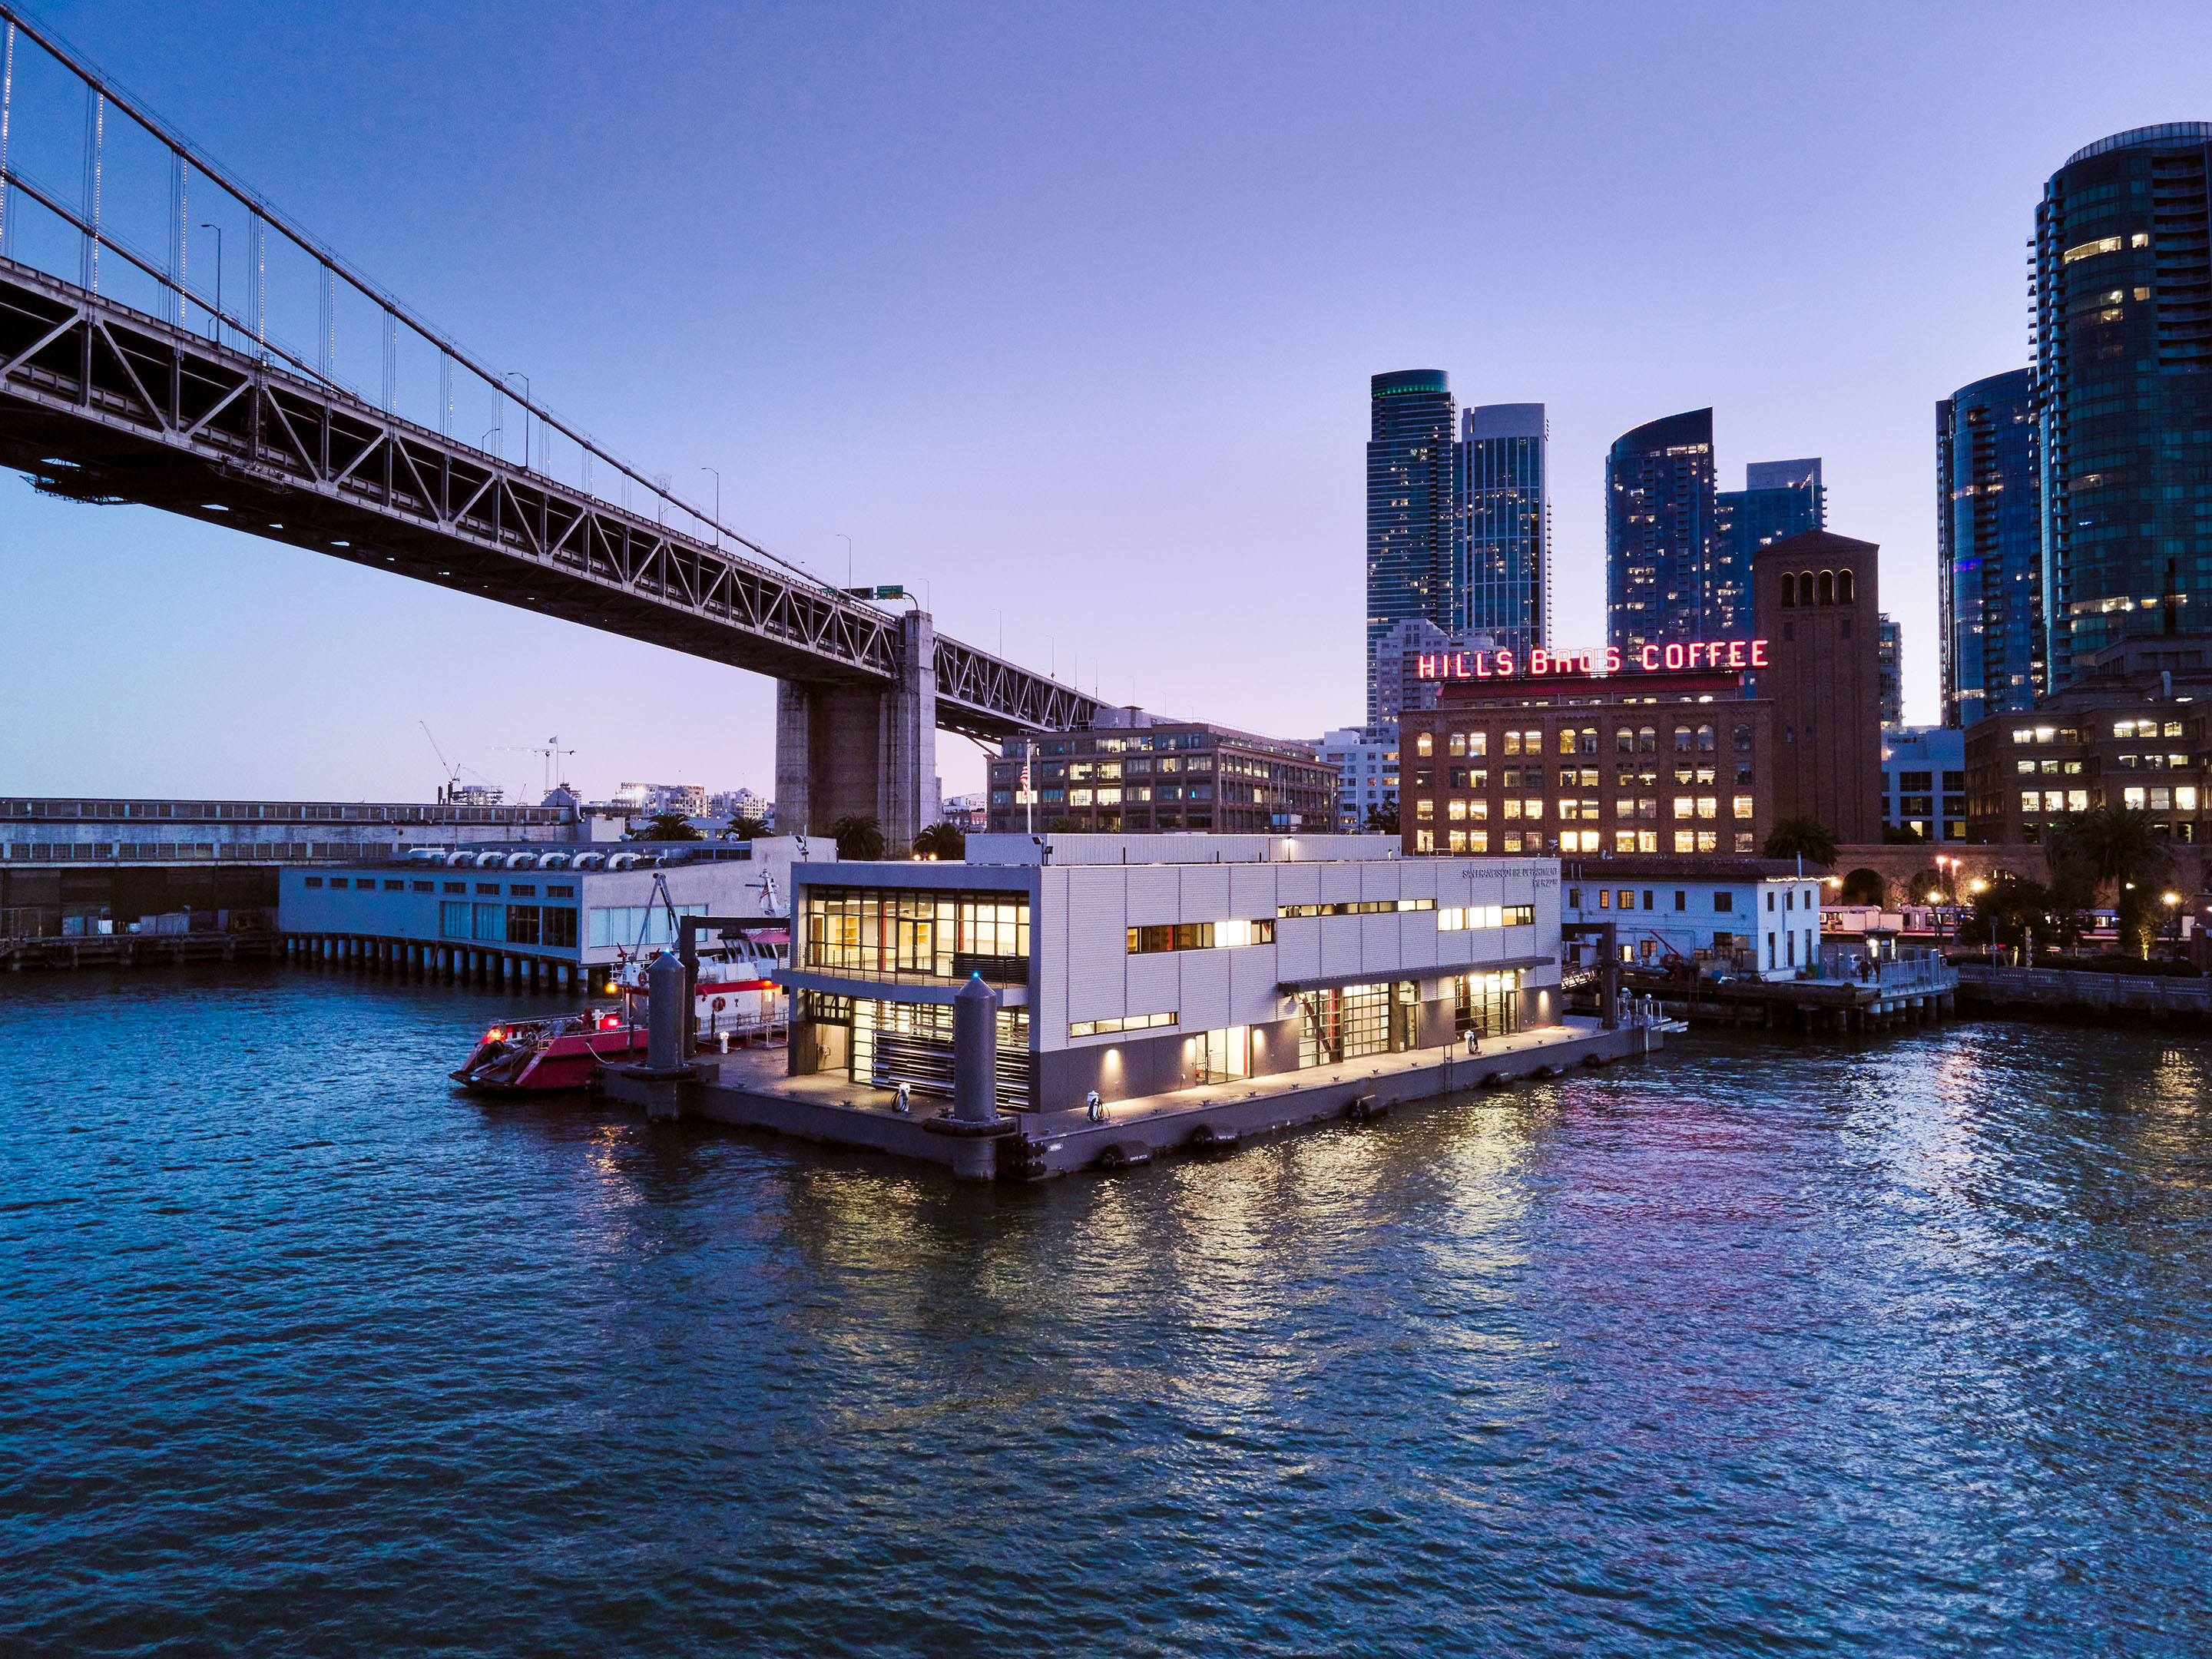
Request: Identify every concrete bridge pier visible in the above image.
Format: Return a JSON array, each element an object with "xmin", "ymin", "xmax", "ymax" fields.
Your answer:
[{"xmin": 775, "ymin": 611, "xmax": 939, "ymax": 851}]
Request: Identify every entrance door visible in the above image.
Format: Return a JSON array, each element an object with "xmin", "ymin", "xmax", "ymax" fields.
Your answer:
[{"xmin": 1198, "ymin": 1026, "xmax": 1250, "ymax": 1082}]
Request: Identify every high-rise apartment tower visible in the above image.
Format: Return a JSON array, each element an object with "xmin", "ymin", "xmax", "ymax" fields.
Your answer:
[
  {"xmin": 1937, "ymin": 369, "xmax": 2043, "ymax": 727},
  {"xmin": 1366, "ymin": 370, "xmax": 1456, "ymax": 725},
  {"xmin": 1454, "ymin": 403, "xmax": 1548, "ymax": 653},
  {"xmin": 2035, "ymin": 124, "xmax": 2212, "ymax": 687},
  {"xmin": 1606, "ymin": 408, "xmax": 1718, "ymax": 651},
  {"xmin": 1716, "ymin": 458, "xmax": 1826, "ymax": 637}
]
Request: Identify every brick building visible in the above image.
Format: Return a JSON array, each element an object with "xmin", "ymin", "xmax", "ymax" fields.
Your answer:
[
  {"xmin": 1753, "ymin": 529, "xmax": 1883, "ymax": 845},
  {"xmin": 1965, "ymin": 633, "xmax": 2212, "ymax": 844},
  {"xmin": 1399, "ymin": 528, "xmax": 1884, "ymax": 858}
]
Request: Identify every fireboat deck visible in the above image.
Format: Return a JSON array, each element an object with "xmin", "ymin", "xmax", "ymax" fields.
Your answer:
[{"xmin": 599, "ymin": 1017, "xmax": 1661, "ymax": 1181}]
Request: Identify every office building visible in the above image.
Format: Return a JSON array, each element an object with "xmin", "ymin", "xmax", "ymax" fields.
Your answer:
[
  {"xmin": 782, "ymin": 833, "xmax": 1561, "ymax": 1112},
  {"xmin": 1606, "ymin": 409, "xmax": 1719, "ymax": 652},
  {"xmin": 1401, "ymin": 526, "xmax": 1884, "ymax": 856},
  {"xmin": 1964, "ymin": 632, "xmax": 2212, "ymax": 843},
  {"xmin": 1715, "ymin": 458, "xmax": 1826, "ymax": 644},
  {"xmin": 1881, "ymin": 727, "xmax": 1967, "ymax": 842},
  {"xmin": 1455, "ymin": 403, "xmax": 1549, "ymax": 653},
  {"xmin": 1877, "ymin": 614, "xmax": 1904, "ymax": 729},
  {"xmin": 1937, "ymin": 368, "xmax": 2043, "ymax": 726},
  {"xmin": 1317, "ymin": 727, "xmax": 1400, "ymax": 830},
  {"xmin": 1366, "ymin": 369, "xmax": 1458, "ymax": 724},
  {"xmin": 2035, "ymin": 124, "xmax": 2212, "ymax": 688},
  {"xmin": 985, "ymin": 715, "xmax": 1334, "ymax": 836}
]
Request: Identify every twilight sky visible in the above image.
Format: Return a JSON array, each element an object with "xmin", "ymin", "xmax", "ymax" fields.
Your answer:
[{"xmin": 6, "ymin": 0, "xmax": 2211, "ymax": 806}]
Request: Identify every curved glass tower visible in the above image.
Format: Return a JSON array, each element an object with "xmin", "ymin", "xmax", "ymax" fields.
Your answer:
[
  {"xmin": 2036, "ymin": 123, "xmax": 2212, "ymax": 686},
  {"xmin": 1366, "ymin": 369, "xmax": 1456, "ymax": 725},
  {"xmin": 1938, "ymin": 369, "xmax": 2042, "ymax": 727},
  {"xmin": 1605, "ymin": 408, "xmax": 1717, "ymax": 651}
]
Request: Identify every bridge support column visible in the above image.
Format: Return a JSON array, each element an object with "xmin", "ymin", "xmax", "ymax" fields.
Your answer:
[{"xmin": 776, "ymin": 611, "xmax": 938, "ymax": 852}]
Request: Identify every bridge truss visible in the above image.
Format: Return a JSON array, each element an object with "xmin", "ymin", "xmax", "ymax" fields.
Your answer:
[{"xmin": 0, "ymin": 4, "xmax": 1093, "ymax": 744}]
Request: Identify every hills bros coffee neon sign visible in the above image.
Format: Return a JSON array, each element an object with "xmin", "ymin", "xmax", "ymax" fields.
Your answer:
[{"xmin": 1418, "ymin": 639, "xmax": 1769, "ymax": 680}]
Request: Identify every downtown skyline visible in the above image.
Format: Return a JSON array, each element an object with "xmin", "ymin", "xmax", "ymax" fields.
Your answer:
[{"xmin": 4, "ymin": 1, "xmax": 2210, "ymax": 803}]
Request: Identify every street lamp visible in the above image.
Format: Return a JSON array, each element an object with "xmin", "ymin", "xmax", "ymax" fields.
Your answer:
[{"xmin": 2164, "ymin": 891, "xmax": 2181, "ymax": 956}]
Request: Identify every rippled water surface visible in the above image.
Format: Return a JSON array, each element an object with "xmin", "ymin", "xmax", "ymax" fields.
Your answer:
[{"xmin": 5, "ymin": 965, "xmax": 2211, "ymax": 1656}]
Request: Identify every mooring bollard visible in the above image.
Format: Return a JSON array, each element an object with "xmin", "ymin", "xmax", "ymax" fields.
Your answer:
[
  {"xmin": 924, "ymin": 972, "xmax": 1017, "ymax": 1179},
  {"xmin": 647, "ymin": 949, "xmax": 686, "ymax": 1073}
]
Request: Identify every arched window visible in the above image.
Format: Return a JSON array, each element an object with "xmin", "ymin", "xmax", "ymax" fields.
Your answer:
[
  {"xmin": 1780, "ymin": 573, "xmax": 1797, "ymax": 608},
  {"xmin": 1800, "ymin": 571, "xmax": 1816, "ymax": 604},
  {"xmin": 1733, "ymin": 724, "xmax": 1753, "ymax": 753},
  {"xmin": 1836, "ymin": 568, "xmax": 1855, "ymax": 604},
  {"xmin": 1447, "ymin": 731, "xmax": 1465, "ymax": 757},
  {"xmin": 1558, "ymin": 727, "xmax": 1578, "ymax": 756},
  {"xmin": 1817, "ymin": 570, "xmax": 1835, "ymax": 606},
  {"xmin": 1416, "ymin": 732, "xmax": 1432, "ymax": 757},
  {"xmin": 1616, "ymin": 727, "xmax": 1637, "ymax": 753},
  {"xmin": 1697, "ymin": 724, "xmax": 1716, "ymax": 752},
  {"xmin": 1579, "ymin": 728, "xmax": 1599, "ymax": 754},
  {"xmin": 1673, "ymin": 726, "xmax": 1694, "ymax": 752},
  {"xmin": 1638, "ymin": 726, "xmax": 1657, "ymax": 753}
]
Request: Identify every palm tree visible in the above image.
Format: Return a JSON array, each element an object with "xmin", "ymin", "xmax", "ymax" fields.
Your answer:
[
  {"xmin": 912, "ymin": 821, "xmax": 966, "ymax": 861},
  {"xmin": 629, "ymin": 810, "xmax": 703, "ymax": 843},
  {"xmin": 723, "ymin": 814, "xmax": 773, "ymax": 842},
  {"xmin": 1761, "ymin": 816, "xmax": 1838, "ymax": 868},
  {"xmin": 2048, "ymin": 806, "xmax": 2171, "ymax": 956},
  {"xmin": 828, "ymin": 813, "xmax": 886, "ymax": 861}
]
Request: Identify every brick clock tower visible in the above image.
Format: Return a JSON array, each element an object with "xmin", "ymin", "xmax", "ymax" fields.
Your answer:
[{"xmin": 1753, "ymin": 530, "xmax": 1882, "ymax": 844}]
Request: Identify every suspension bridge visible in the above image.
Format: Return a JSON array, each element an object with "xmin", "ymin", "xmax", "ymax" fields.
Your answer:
[{"xmin": 0, "ymin": 4, "xmax": 1098, "ymax": 843}]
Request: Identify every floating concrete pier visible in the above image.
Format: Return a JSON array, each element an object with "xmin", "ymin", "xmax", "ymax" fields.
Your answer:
[{"xmin": 598, "ymin": 1016, "xmax": 1660, "ymax": 1181}]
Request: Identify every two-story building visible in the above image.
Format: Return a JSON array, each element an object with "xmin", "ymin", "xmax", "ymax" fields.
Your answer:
[
  {"xmin": 1559, "ymin": 856, "xmax": 1827, "ymax": 978},
  {"xmin": 985, "ymin": 711, "xmax": 1334, "ymax": 836},
  {"xmin": 777, "ymin": 833, "xmax": 1564, "ymax": 1114}
]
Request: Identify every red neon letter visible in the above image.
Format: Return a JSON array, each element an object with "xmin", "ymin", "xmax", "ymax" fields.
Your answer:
[
  {"xmin": 1728, "ymin": 640, "xmax": 1746, "ymax": 667},
  {"xmin": 1638, "ymin": 645, "xmax": 1658, "ymax": 671},
  {"xmin": 1604, "ymin": 646, "xmax": 1622, "ymax": 674},
  {"xmin": 1750, "ymin": 638, "xmax": 1769, "ymax": 667},
  {"xmin": 1418, "ymin": 653, "xmax": 1437, "ymax": 680},
  {"xmin": 1529, "ymin": 648, "xmax": 1548, "ymax": 675},
  {"xmin": 1664, "ymin": 643, "xmax": 1685, "ymax": 670},
  {"xmin": 1498, "ymin": 649, "xmax": 1515, "ymax": 677},
  {"xmin": 1472, "ymin": 651, "xmax": 1491, "ymax": 678}
]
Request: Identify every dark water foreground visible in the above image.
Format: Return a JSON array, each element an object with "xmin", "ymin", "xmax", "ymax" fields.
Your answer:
[{"xmin": 5, "ymin": 966, "xmax": 2210, "ymax": 1657}]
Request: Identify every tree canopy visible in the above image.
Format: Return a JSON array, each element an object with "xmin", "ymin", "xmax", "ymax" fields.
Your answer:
[
  {"xmin": 629, "ymin": 810, "xmax": 703, "ymax": 842},
  {"xmin": 829, "ymin": 813, "xmax": 886, "ymax": 860},
  {"xmin": 1761, "ymin": 816, "xmax": 1838, "ymax": 868},
  {"xmin": 912, "ymin": 821, "xmax": 967, "ymax": 861}
]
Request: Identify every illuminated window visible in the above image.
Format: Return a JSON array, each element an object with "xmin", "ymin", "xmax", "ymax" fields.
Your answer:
[
  {"xmin": 1502, "ymin": 731, "xmax": 1522, "ymax": 757},
  {"xmin": 1070, "ymin": 1012, "xmax": 1176, "ymax": 1038},
  {"xmin": 1416, "ymin": 830, "xmax": 1434, "ymax": 851},
  {"xmin": 1697, "ymin": 796, "xmax": 1717, "ymax": 820},
  {"xmin": 1416, "ymin": 800, "xmax": 1434, "ymax": 820},
  {"xmin": 1469, "ymin": 831, "xmax": 1488, "ymax": 852},
  {"xmin": 1614, "ymin": 831, "xmax": 1637, "ymax": 853},
  {"xmin": 1673, "ymin": 830, "xmax": 1695, "ymax": 852},
  {"xmin": 2021, "ymin": 791, "xmax": 2039, "ymax": 813},
  {"xmin": 1466, "ymin": 731, "xmax": 1487, "ymax": 757},
  {"xmin": 1448, "ymin": 800, "xmax": 1467, "ymax": 821},
  {"xmin": 2062, "ymin": 236, "xmax": 2123, "ymax": 263},
  {"xmin": 1558, "ymin": 728, "xmax": 1578, "ymax": 756},
  {"xmin": 1674, "ymin": 796, "xmax": 1694, "ymax": 820},
  {"xmin": 1734, "ymin": 833, "xmax": 1754, "ymax": 853},
  {"xmin": 2132, "ymin": 232, "xmax": 2151, "ymax": 249},
  {"xmin": 1448, "ymin": 830, "xmax": 1467, "ymax": 853},
  {"xmin": 1696, "ymin": 831, "xmax": 1717, "ymax": 852},
  {"xmin": 1732, "ymin": 795, "xmax": 1753, "ymax": 820},
  {"xmin": 2124, "ymin": 787, "xmax": 2146, "ymax": 810},
  {"xmin": 1416, "ymin": 733, "xmax": 1433, "ymax": 757},
  {"xmin": 1502, "ymin": 799, "xmax": 1521, "ymax": 820},
  {"xmin": 1524, "ymin": 799, "xmax": 1545, "ymax": 820},
  {"xmin": 2179, "ymin": 787, "xmax": 2200, "ymax": 812}
]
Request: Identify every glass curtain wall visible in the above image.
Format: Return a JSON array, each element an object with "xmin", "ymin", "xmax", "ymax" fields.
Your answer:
[{"xmin": 804, "ymin": 888, "xmax": 1029, "ymax": 982}]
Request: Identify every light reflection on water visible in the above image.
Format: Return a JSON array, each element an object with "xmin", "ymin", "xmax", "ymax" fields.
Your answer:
[{"xmin": 4, "ymin": 965, "xmax": 2210, "ymax": 1656}]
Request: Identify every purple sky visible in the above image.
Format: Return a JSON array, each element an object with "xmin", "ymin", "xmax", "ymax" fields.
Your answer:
[{"xmin": 8, "ymin": 1, "xmax": 2211, "ymax": 806}]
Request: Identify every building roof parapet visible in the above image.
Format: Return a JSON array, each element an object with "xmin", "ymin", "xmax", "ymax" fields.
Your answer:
[{"xmin": 2065, "ymin": 123, "xmax": 2212, "ymax": 167}]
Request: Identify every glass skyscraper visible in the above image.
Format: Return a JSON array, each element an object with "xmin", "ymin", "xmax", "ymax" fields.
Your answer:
[
  {"xmin": 1366, "ymin": 369, "xmax": 1456, "ymax": 725},
  {"xmin": 1714, "ymin": 457, "xmax": 1826, "ymax": 638},
  {"xmin": 2036, "ymin": 124, "xmax": 2212, "ymax": 687},
  {"xmin": 1605, "ymin": 408, "xmax": 1717, "ymax": 651},
  {"xmin": 1453, "ymin": 403, "xmax": 1548, "ymax": 654},
  {"xmin": 1937, "ymin": 368, "xmax": 2042, "ymax": 727}
]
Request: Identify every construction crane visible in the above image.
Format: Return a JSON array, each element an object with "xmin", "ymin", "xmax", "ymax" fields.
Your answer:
[
  {"xmin": 421, "ymin": 723, "xmax": 464, "ymax": 805},
  {"xmin": 495, "ymin": 737, "xmax": 578, "ymax": 802},
  {"xmin": 422, "ymin": 723, "xmax": 503, "ymax": 806}
]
